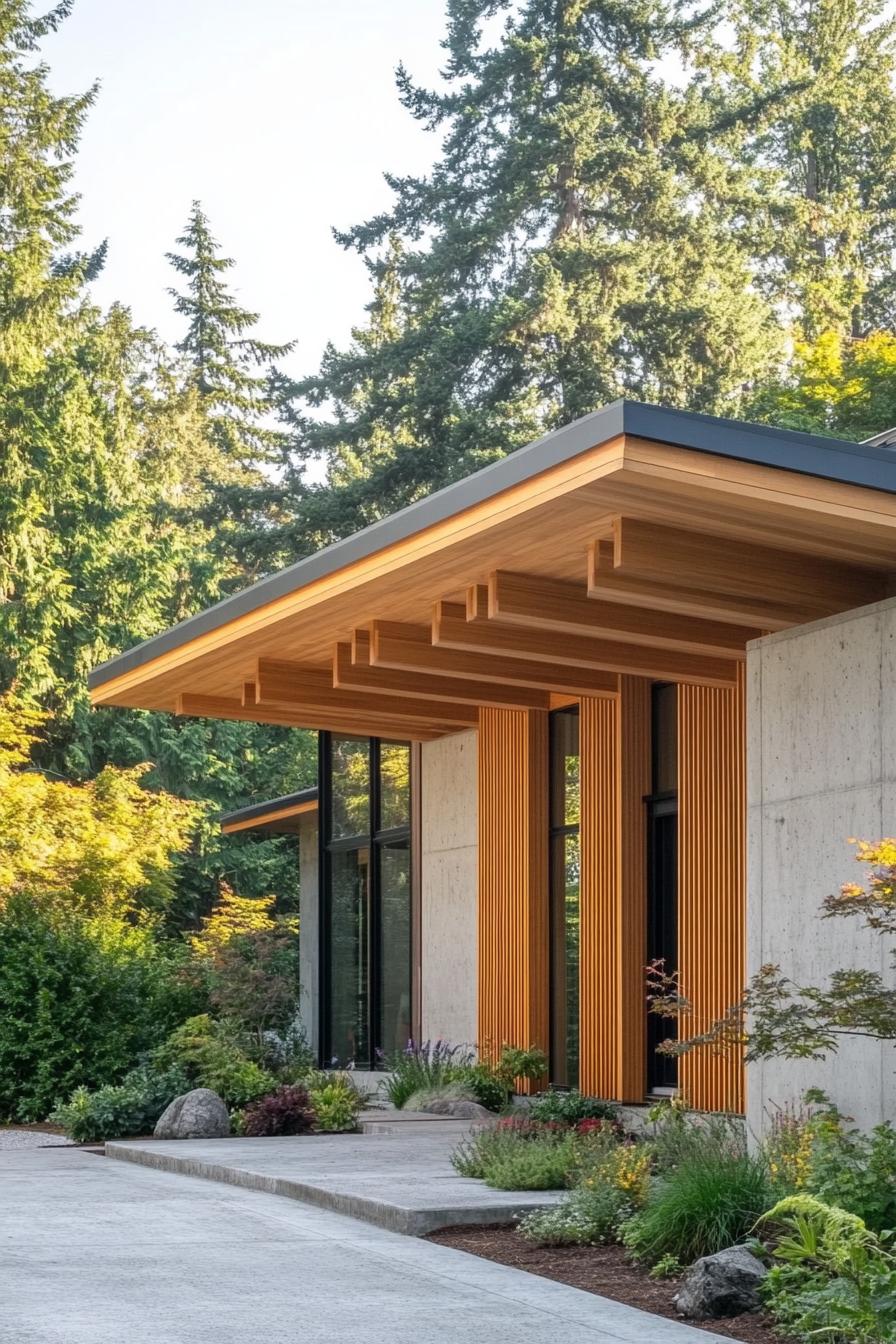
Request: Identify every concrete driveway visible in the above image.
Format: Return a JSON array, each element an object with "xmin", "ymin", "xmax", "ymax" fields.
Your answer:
[{"xmin": 1, "ymin": 1146, "xmax": 730, "ymax": 1344}]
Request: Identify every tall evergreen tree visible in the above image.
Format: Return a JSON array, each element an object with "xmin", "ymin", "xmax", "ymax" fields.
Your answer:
[
  {"xmin": 286, "ymin": 0, "xmax": 780, "ymax": 534},
  {"xmin": 712, "ymin": 0, "xmax": 896, "ymax": 339},
  {"xmin": 167, "ymin": 203, "xmax": 295, "ymax": 578}
]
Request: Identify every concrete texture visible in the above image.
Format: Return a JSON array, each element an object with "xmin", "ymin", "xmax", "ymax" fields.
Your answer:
[
  {"xmin": 420, "ymin": 730, "xmax": 478, "ymax": 1045},
  {"xmin": 1, "ymin": 1145, "xmax": 732, "ymax": 1344},
  {"xmin": 298, "ymin": 810, "xmax": 320, "ymax": 1055},
  {"xmin": 747, "ymin": 596, "xmax": 896, "ymax": 1135},
  {"xmin": 106, "ymin": 1121, "xmax": 561, "ymax": 1236}
]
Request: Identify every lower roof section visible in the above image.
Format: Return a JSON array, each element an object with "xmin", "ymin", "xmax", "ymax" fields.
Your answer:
[{"xmin": 220, "ymin": 788, "xmax": 318, "ymax": 835}]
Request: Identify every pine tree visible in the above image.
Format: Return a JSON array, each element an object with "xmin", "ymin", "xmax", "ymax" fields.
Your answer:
[
  {"xmin": 713, "ymin": 0, "xmax": 896, "ymax": 339},
  {"xmin": 285, "ymin": 0, "xmax": 780, "ymax": 532},
  {"xmin": 167, "ymin": 203, "xmax": 295, "ymax": 576}
]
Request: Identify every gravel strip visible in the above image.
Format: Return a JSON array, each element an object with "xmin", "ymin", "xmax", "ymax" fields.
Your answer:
[{"xmin": 0, "ymin": 1129, "xmax": 73, "ymax": 1148}]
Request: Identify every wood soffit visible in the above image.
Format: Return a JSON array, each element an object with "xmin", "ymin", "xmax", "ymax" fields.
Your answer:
[{"xmin": 90, "ymin": 428, "xmax": 896, "ymax": 734}]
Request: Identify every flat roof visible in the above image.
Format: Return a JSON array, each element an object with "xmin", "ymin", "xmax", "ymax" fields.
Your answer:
[
  {"xmin": 220, "ymin": 788, "xmax": 319, "ymax": 835},
  {"xmin": 88, "ymin": 399, "xmax": 896, "ymax": 692}
]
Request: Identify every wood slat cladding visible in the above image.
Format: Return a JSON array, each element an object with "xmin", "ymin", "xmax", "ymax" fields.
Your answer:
[
  {"xmin": 477, "ymin": 707, "xmax": 549, "ymax": 1072},
  {"xmin": 579, "ymin": 682, "xmax": 651, "ymax": 1101},
  {"xmin": 677, "ymin": 665, "xmax": 746, "ymax": 1113}
]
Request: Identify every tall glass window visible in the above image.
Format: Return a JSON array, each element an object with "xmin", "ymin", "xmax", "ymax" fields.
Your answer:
[
  {"xmin": 322, "ymin": 735, "xmax": 412, "ymax": 1067},
  {"xmin": 549, "ymin": 707, "xmax": 581, "ymax": 1087},
  {"xmin": 646, "ymin": 684, "xmax": 678, "ymax": 1093}
]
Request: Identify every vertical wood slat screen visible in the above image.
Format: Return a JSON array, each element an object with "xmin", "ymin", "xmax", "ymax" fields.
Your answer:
[
  {"xmin": 477, "ymin": 707, "xmax": 549, "ymax": 1067},
  {"xmin": 579, "ymin": 682, "xmax": 650, "ymax": 1101},
  {"xmin": 677, "ymin": 664, "xmax": 746, "ymax": 1113}
]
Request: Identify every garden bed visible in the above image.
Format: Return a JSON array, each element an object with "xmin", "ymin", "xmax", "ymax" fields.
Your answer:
[{"xmin": 426, "ymin": 1225, "xmax": 788, "ymax": 1344}]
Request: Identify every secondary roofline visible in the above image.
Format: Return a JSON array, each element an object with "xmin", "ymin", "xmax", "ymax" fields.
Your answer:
[{"xmin": 88, "ymin": 398, "xmax": 896, "ymax": 691}]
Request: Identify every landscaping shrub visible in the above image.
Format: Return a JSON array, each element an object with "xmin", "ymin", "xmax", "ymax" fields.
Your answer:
[
  {"xmin": 526, "ymin": 1089, "xmax": 621, "ymax": 1131},
  {"xmin": 306, "ymin": 1072, "xmax": 363, "ymax": 1132},
  {"xmin": 520, "ymin": 1183, "xmax": 633, "ymax": 1246},
  {"xmin": 153, "ymin": 1015, "xmax": 274, "ymax": 1106},
  {"xmin": 242, "ymin": 1085, "xmax": 315, "ymax": 1137},
  {"xmin": 622, "ymin": 1123, "xmax": 772, "ymax": 1265},
  {"xmin": 381, "ymin": 1040, "xmax": 476, "ymax": 1108},
  {"xmin": 759, "ymin": 1195, "xmax": 896, "ymax": 1344},
  {"xmin": 451, "ymin": 1117, "xmax": 577, "ymax": 1190},
  {"xmin": 404, "ymin": 1080, "xmax": 478, "ymax": 1112},
  {"xmin": 50, "ymin": 1064, "xmax": 191, "ymax": 1142},
  {"xmin": 0, "ymin": 893, "xmax": 200, "ymax": 1122},
  {"xmin": 785, "ymin": 1095, "xmax": 896, "ymax": 1235}
]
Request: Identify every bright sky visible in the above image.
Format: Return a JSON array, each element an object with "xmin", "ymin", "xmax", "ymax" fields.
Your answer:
[{"xmin": 42, "ymin": 0, "xmax": 448, "ymax": 381}]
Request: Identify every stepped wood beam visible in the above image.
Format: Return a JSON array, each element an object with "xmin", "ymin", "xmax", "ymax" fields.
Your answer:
[
  {"xmin": 589, "ymin": 541, "xmax": 855, "ymax": 630},
  {"xmin": 251, "ymin": 658, "xmax": 479, "ymax": 728},
  {"xmin": 175, "ymin": 692, "xmax": 450, "ymax": 741},
  {"xmin": 484, "ymin": 570, "xmax": 761, "ymax": 656},
  {"xmin": 364, "ymin": 620, "xmax": 619, "ymax": 699},
  {"xmin": 601, "ymin": 518, "xmax": 886, "ymax": 625},
  {"xmin": 334, "ymin": 638, "xmax": 553, "ymax": 711},
  {"xmin": 440, "ymin": 594, "xmax": 738, "ymax": 689}
]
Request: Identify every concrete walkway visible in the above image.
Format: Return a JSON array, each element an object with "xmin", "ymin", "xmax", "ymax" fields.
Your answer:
[
  {"xmin": 106, "ymin": 1118, "xmax": 565, "ymax": 1234},
  {"xmin": 1, "ymin": 1146, "xmax": 731, "ymax": 1344}
]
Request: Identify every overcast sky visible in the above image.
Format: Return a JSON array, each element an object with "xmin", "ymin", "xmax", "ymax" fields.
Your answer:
[{"xmin": 42, "ymin": 0, "xmax": 448, "ymax": 381}]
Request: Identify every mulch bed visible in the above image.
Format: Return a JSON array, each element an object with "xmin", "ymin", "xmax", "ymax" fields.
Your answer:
[{"xmin": 426, "ymin": 1225, "xmax": 787, "ymax": 1344}]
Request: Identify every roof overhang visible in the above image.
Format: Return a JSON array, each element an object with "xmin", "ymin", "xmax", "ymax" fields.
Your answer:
[
  {"xmin": 220, "ymin": 789, "xmax": 319, "ymax": 835},
  {"xmin": 88, "ymin": 400, "xmax": 896, "ymax": 738}
]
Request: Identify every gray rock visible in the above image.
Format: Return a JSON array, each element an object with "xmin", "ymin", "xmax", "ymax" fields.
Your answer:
[
  {"xmin": 153, "ymin": 1089, "xmax": 230, "ymax": 1140},
  {"xmin": 417, "ymin": 1097, "xmax": 497, "ymax": 1122},
  {"xmin": 674, "ymin": 1246, "xmax": 768, "ymax": 1319}
]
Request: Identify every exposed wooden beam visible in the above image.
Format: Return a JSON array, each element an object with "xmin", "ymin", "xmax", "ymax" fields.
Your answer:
[
  {"xmin": 176, "ymin": 692, "xmax": 450, "ymax": 741},
  {"xmin": 367, "ymin": 619, "xmax": 619, "ymax": 698},
  {"xmin": 589, "ymin": 541, "xmax": 806, "ymax": 629},
  {"xmin": 438, "ymin": 596, "xmax": 738, "ymax": 688},
  {"xmin": 612, "ymin": 517, "xmax": 885, "ymax": 617},
  {"xmin": 484, "ymin": 570, "xmax": 761, "ymax": 656},
  {"xmin": 254, "ymin": 656, "xmax": 479, "ymax": 727},
  {"xmin": 337, "ymin": 638, "xmax": 552, "ymax": 710}
]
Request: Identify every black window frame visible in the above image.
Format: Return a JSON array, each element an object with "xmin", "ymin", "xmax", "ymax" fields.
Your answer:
[{"xmin": 319, "ymin": 733, "xmax": 412, "ymax": 1068}]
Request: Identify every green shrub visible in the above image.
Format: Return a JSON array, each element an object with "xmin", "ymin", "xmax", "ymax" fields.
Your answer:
[
  {"xmin": 802, "ymin": 1105, "xmax": 896, "ymax": 1235},
  {"xmin": 527, "ymin": 1090, "xmax": 620, "ymax": 1130},
  {"xmin": 466, "ymin": 1065, "xmax": 509, "ymax": 1112},
  {"xmin": 50, "ymin": 1064, "xmax": 190, "ymax": 1142},
  {"xmin": 759, "ymin": 1195, "xmax": 896, "ymax": 1344},
  {"xmin": 153, "ymin": 1015, "xmax": 274, "ymax": 1106},
  {"xmin": 0, "ymin": 893, "xmax": 201, "ymax": 1122},
  {"xmin": 519, "ymin": 1183, "xmax": 633, "ymax": 1245},
  {"xmin": 381, "ymin": 1040, "xmax": 475, "ymax": 1108},
  {"xmin": 623, "ymin": 1125, "xmax": 772, "ymax": 1265},
  {"xmin": 307, "ymin": 1072, "xmax": 363, "ymax": 1132},
  {"xmin": 451, "ymin": 1118, "xmax": 577, "ymax": 1190}
]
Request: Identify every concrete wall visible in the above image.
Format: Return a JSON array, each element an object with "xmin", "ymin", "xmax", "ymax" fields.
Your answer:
[
  {"xmin": 419, "ymin": 730, "xmax": 478, "ymax": 1046},
  {"xmin": 298, "ymin": 811, "xmax": 320, "ymax": 1057},
  {"xmin": 747, "ymin": 596, "xmax": 896, "ymax": 1135}
]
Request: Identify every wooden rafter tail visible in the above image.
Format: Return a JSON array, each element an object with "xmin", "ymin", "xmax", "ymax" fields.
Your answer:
[
  {"xmin": 438, "ymin": 597, "xmax": 736, "ymax": 689},
  {"xmin": 484, "ymin": 570, "xmax": 761, "ymax": 657},
  {"xmin": 254, "ymin": 656, "xmax": 480, "ymax": 727},
  {"xmin": 612, "ymin": 516, "xmax": 886, "ymax": 615},
  {"xmin": 177, "ymin": 691, "xmax": 450, "ymax": 741},
  {"xmin": 588, "ymin": 540, "xmax": 803, "ymax": 630},
  {"xmin": 373, "ymin": 616, "xmax": 619, "ymax": 698},
  {"xmin": 335, "ymin": 638, "xmax": 551, "ymax": 711}
]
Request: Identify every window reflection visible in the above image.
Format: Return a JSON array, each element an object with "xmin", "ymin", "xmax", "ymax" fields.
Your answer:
[{"xmin": 549, "ymin": 707, "xmax": 581, "ymax": 1088}]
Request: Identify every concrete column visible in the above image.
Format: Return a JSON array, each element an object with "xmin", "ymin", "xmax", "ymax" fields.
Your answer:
[
  {"xmin": 419, "ymin": 730, "xmax": 478, "ymax": 1046},
  {"xmin": 297, "ymin": 811, "xmax": 320, "ymax": 1057},
  {"xmin": 747, "ymin": 596, "xmax": 896, "ymax": 1134}
]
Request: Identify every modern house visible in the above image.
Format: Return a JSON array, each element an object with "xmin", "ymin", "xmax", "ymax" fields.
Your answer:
[{"xmin": 89, "ymin": 400, "xmax": 896, "ymax": 1132}]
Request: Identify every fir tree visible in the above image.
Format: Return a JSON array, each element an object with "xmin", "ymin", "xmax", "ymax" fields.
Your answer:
[{"xmin": 286, "ymin": 0, "xmax": 780, "ymax": 532}]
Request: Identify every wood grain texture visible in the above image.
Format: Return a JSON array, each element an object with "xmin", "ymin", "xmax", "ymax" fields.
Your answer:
[
  {"xmin": 477, "ymin": 707, "xmax": 549, "ymax": 1079},
  {"xmin": 677, "ymin": 664, "xmax": 746, "ymax": 1113}
]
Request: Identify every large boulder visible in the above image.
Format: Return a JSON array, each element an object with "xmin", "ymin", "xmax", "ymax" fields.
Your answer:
[
  {"xmin": 153, "ymin": 1088, "xmax": 230, "ymax": 1140},
  {"xmin": 674, "ymin": 1246, "xmax": 768, "ymax": 1319}
]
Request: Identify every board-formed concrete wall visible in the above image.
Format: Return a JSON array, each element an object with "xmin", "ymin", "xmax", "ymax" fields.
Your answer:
[
  {"xmin": 298, "ymin": 811, "xmax": 320, "ymax": 1056},
  {"xmin": 747, "ymin": 597, "xmax": 896, "ymax": 1135},
  {"xmin": 420, "ymin": 730, "xmax": 478, "ymax": 1046}
]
